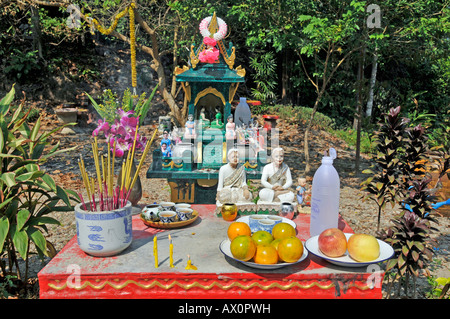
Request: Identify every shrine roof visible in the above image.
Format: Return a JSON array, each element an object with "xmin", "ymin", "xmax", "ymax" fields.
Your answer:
[{"xmin": 176, "ymin": 63, "xmax": 245, "ymax": 83}]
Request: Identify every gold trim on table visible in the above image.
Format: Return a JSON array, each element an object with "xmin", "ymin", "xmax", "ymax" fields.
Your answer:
[{"xmin": 47, "ymin": 278, "xmax": 372, "ymax": 292}]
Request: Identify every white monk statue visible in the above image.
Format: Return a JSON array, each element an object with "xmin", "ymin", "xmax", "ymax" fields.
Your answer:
[
  {"xmin": 216, "ymin": 148, "xmax": 252, "ymax": 205},
  {"xmin": 258, "ymin": 147, "xmax": 295, "ymax": 203}
]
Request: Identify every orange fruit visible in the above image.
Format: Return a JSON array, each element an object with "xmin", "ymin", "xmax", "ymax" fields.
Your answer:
[
  {"xmin": 278, "ymin": 236, "xmax": 304, "ymax": 263},
  {"xmin": 253, "ymin": 244, "xmax": 279, "ymax": 264},
  {"xmin": 272, "ymin": 222, "xmax": 296, "ymax": 240},
  {"xmin": 227, "ymin": 222, "xmax": 251, "ymax": 241},
  {"xmin": 230, "ymin": 235, "xmax": 256, "ymax": 261},
  {"xmin": 270, "ymin": 238, "xmax": 282, "ymax": 251},
  {"xmin": 251, "ymin": 230, "xmax": 273, "ymax": 245},
  {"xmin": 270, "ymin": 238, "xmax": 283, "ymax": 262}
]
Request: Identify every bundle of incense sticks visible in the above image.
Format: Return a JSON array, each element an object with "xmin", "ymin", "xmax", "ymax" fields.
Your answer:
[{"xmin": 78, "ymin": 128, "xmax": 158, "ymax": 212}]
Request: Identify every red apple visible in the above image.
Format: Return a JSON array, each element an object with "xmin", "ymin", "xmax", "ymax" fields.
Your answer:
[{"xmin": 318, "ymin": 228, "xmax": 347, "ymax": 258}]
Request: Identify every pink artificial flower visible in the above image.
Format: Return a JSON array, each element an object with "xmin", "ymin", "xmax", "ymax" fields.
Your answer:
[
  {"xmin": 199, "ymin": 47, "xmax": 220, "ymax": 64},
  {"xmin": 134, "ymin": 135, "xmax": 147, "ymax": 150},
  {"xmin": 117, "ymin": 108, "xmax": 134, "ymax": 118},
  {"xmin": 92, "ymin": 119, "xmax": 110, "ymax": 137},
  {"xmin": 203, "ymin": 37, "xmax": 217, "ymax": 47},
  {"xmin": 112, "ymin": 137, "xmax": 131, "ymax": 158},
  {"xmin": 92, "ymin": 108, "xmax": 146, "ymax": 158},
  {"xmin": 120, "ymin": 114, "xmax": 139, "ymax": 130}
]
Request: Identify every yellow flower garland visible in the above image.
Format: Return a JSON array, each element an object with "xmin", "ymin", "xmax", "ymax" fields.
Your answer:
[
  {"xmin": 129, "ymin": 3, "xmax": 137, "ymax": 92},
  {"xmin": 90, "ymin": 6, "xmax": 129, "ymax": 35},
  {"xmin": 90, "ymin": 2, "xmax": 137, "ymax": 95}
]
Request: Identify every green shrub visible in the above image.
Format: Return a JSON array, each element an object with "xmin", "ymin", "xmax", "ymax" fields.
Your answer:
[{"xmin": 0, "ymin": 86, "xmax": 79, "ymax": 285}]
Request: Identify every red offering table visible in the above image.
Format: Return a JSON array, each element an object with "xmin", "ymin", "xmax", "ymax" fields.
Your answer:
[{"xmin": 38, "ymin": 205, "xmax": 384, "ymax": 299}]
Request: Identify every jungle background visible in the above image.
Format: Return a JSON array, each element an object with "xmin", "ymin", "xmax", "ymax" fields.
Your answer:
[
  {"xmin": 0, "ymin": 0, "xmax": 449, "ymax": 299},
  {"xmin": 1, "ymin": 0, "xmax": 449, "ymax": 159}
]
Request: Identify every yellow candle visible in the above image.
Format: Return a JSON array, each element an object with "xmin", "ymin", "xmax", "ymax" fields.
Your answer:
[
  {"xmin": 153, "ymin": 235, "xmax": 158, "ymax": 268},
  {"xmin": 169, "ymin": 235, "xmax": 174, "ymax": 268},
  {"xmin": 185, "ymin": 255, "xmax": 197, "ymax": 270}
]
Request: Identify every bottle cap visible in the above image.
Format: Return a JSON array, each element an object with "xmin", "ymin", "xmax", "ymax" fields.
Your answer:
[
  {"xmin": 322, "ymin": 148, "xmax": 336, "ymax": 164},
  {"xmin": 329, "ymin": 148, "xmax": 337, "ymax": 159}
]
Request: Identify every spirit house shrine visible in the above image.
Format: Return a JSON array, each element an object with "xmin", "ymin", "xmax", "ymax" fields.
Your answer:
[{"xmin": 147, "ymin": 13, "xmax": 267, "ymax": 204}]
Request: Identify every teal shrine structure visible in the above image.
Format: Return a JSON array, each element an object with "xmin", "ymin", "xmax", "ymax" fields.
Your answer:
[{"xmin": 146, "ymin": 13, "xmax": 267, "ymax": 204}]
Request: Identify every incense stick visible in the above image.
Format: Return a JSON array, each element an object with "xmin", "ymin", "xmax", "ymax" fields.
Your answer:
[
  {"xmin": 126, "ymin": 128, "xmax": 158, "ymax": 202},
  {"xmin": 78, "ymin": 127, "xmax": 157, "ymax": 212}
]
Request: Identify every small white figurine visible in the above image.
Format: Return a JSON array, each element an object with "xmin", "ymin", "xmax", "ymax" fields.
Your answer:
[
  {"xmin": 184, "ymin": 114, "xmax": 196, "ymax": 139},
  {"xmin": 225, "ymin": 114, "xmax": 236, "ymax": 140}
]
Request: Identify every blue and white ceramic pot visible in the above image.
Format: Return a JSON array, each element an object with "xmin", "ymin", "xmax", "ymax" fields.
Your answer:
[{"xmin": 75, "ymin": 201, "xmax": 133, "ymax": 257}]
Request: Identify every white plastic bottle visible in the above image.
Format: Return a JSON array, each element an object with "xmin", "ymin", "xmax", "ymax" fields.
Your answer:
[{"xmin": 309, "ymin": 148, "xmax": 340, "ymax": 237}]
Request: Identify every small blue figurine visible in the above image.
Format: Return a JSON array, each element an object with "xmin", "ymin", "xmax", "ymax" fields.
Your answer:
[
  {"xmin": 161, "ymin": 142, "xmax": 172, "ymax": 157},
  {"xmin": 160, "ymin": 130, "xmax": 172, "ymax": 149}
]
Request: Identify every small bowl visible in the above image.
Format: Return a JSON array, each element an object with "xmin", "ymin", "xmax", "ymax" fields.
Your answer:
[
  {"xmin": 175, "ymin": 203, "xmax": 191, "ymax": 212},
  {"xmin": 266, "ymin": 215, "xmax": 283, "ymax": 224},
  {"xmin": 160, "ymin": 201, "xmax": 176, "ymax": 211},
  {"xmin": 159, "ymin": 210, "xmax": 177, "ymax": 223},
  {"xmin": 248, "ymin": 215, "xmax": 267, "ymax": 233},
  {"xmin": 258, "ymin": 219, "xmax": 276, "ymax": 233},
  {"xmin": 177, "ymin": 208, "xmax": 193, "ymax": 221}
]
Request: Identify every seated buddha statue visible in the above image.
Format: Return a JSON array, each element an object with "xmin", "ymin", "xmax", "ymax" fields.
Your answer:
[
  {"xmin": 258, "ymin": 147, "xmax": 295, "ymax": 204},
  {"xmin": 216, "ymin": 148, "xmax": 253, "ymax": 206},
  {"xmin": 210, "ymin": 107, "xmax": 224, "ymax": 129}
]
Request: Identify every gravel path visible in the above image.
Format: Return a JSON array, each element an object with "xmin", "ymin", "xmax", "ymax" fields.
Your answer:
[{"xmin": 8, "ymin": 117, "xmax": 449, "ymax": 299}]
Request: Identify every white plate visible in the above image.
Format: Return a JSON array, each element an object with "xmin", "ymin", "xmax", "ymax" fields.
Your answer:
[
  {"xmin": 305, "ymin": 233, "xmax": 394, "ymax": 268},
  {"xmin": 219, "ymin": 239, "xmax": 308, "ymax": 270},
  {"xmin": 236, "ymin": 215, "xmax": 297, "ymax": 229}
]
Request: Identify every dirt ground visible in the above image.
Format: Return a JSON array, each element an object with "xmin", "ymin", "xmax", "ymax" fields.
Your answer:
[{"xmin": 7, "ymin": 107, "xmax": 449, "ymax": 299}]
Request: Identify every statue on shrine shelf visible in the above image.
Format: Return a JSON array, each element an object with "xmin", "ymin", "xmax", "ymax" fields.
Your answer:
[
  {"xmin": 258, "ymin": 147, "xmax": 295, "ymax": 203},
  {"xmin": 211, "ymin": 106, "xmax": 224, "ymax": 129},
  {"xmin": 199, "ymin": 107, "xmax": 210, "ymax": 129},
  {"xmin": 216, "ymin": 148, "xmax": 252, "ymax": 205},
  {"xmin": 250, "ymin": 117, "xmax": 265, "ymax": 151},
  {"xmin": 184, "ymin": 114, "xmax": 197, "ymax": 139},
  {"xmin": 160, "ymin": 130, "xmax": 172, "ymax": 148},
  {"xmin": 160, "ymin": 130, "xmax": 173, "ymax": 157},
  {"xmin": 225, "ymin": 114, "xmax": 236, "ymax": 140}
]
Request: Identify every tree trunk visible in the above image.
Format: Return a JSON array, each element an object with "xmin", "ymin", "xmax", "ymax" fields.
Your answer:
[
  {"xmin": 30, "ymin": 6, "xmax": 44, "ymax": 60},
  {"xmin": 281, "ymin": 51, "xmax": 289, "ymax": 103},
  {"xmin": 365, "ymin": 46, "xmax": 378, "ymax": 118},
  {"xmin": 355, "ymin": 47, "xmax": 365, "ymax": 174}
]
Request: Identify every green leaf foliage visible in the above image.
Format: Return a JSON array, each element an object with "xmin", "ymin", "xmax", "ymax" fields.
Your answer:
[{"xmin": 0, "ymin": 87, "xmax": 79, "ymax": 282}]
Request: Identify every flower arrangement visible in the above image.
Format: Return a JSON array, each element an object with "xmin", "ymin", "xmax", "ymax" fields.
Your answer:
[
  {"xmin": 78, "ymin": 121, "xmax": 157, "ymax": 212},
  {"xmin": 86, "ymin": 85, "xmax": 158, "ymax": 126},
  {"xmin": 198, "ymin": 15, "xmax": 227, "ymax": 64},
  {"xmin": 79, "ymin": 88, "xmax": 159, "ymax": 211},
  {"xmin": 199, "ymin": 37, "xmax": 220, "ymax": 64},
  {"xmin": 199, "ymin": 15, "xmax": 227, "ymax": 41},
  {"xmin": 93, "ymin": 108, "xmax": 146, "ymax": 158}
]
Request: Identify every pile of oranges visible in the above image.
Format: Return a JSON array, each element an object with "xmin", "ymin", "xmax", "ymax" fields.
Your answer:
[{"xmin": 227, "ymin": 221, "xmax": 304, "ymax": 265}]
